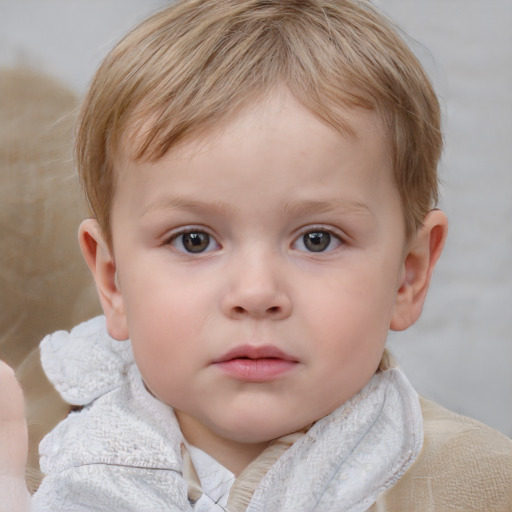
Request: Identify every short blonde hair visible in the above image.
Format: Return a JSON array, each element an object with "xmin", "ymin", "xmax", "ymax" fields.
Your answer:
[{"xmin": 76, "ymin": 0, "xmax": 441, "ymax": 242}]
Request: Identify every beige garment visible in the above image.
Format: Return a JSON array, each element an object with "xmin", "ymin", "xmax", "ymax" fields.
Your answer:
[{"xmin": 369, "ymin": 397, "xmax": 512, "ymax": 512}]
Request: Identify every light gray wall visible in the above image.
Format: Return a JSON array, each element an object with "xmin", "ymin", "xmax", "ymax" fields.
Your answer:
[
  {"xmin": 1, "ymin": 0, "xmax": 511, "ymax": 436},
  {"xmin": 378, "ymin": 0, "xmax": 512, "ymax": 437}
]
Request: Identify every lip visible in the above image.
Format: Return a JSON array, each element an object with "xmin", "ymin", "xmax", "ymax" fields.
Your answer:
[{"xmin": 212, "ymin": 345, "xmax": 299, "ymax": 382}]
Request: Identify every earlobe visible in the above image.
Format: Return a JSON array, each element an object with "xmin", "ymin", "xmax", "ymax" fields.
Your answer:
[
  {"xmin": 78, "ymin": 219, "xmax": 129, "ymax": 340},
  {"xmin": 390, "ymin": 209, "xmax": 448, "ymax": 331}
]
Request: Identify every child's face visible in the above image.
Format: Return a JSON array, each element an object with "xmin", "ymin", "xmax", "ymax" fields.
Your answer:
[{"xmin": 107, "ymin": 89, "xmax": 410, "ymax": 451}]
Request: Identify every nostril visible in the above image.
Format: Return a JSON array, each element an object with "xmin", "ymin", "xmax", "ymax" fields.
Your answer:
[{"xmin": 231, "ymin": 305, "xmax": 281, "ymax": 315}]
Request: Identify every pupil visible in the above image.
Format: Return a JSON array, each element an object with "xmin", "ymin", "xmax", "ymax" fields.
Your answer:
[
  {"xmin": 304, "ymin": 231, "xmax": 330, "ymax": 252},
  {"xmin": 183, "ymin": 232, "xmax": 209, "ymax": 253}
]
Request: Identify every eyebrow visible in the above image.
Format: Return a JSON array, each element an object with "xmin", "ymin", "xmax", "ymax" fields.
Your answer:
[
  {"xmin": 278, "ymin": 198, "xmax": 371, "ymax": 218},
  {"xmin": 141, "ymin": 196, "xmax": 235, "ymax": 218},
  {"xmin": 141, "ymin": 196, "xmax": 371, "ymax": 219}
]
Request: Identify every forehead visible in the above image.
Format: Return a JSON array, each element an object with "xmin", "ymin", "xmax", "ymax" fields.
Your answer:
[
  {"xmin": 112, "ymin": 89, "xmax": 398, "ymax": 225},
  {"xmin": 119, "ymin": 87, "xmax": 388, "ymax": 171}
]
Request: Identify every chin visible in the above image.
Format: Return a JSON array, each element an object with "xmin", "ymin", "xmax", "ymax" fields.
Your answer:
[{"xmin": 213, "ymin": 415, "xmax": 309, "ymax": 445}]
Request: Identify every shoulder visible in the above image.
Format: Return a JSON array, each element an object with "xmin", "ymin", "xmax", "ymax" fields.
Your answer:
[
  {"xmin": 419, "ymin": 397, "xmax": 512, "ymax": 474},
  {"xmin": 370, "ymin": 397, "xmax": 512, "ymax": 512}
]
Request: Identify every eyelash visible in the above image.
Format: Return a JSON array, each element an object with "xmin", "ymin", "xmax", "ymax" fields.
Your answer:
[
  {"xmin": 292, "ymin": 226, "xmax": 344, "ymax": 254},
  {"xmin": 164, "ymin": 226, "xmax": 345, "ymax": 255},
  {"xmin": 165, "ymin": 228, "xmax": 220, "ymax": 254}
]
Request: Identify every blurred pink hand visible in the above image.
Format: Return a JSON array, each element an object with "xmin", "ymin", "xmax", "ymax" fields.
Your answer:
[{"xmin": 0, "ymin": 360, "xmax": 30, "ymax": 511}]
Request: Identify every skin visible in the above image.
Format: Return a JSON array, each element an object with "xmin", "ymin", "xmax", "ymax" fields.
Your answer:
[
  {"xmin": 0, "ymin": 88, "xmax": 447, "ymax": 498},
  {"xmin": 0, "ymin": 361, "xmax": 31, "ymax": 511}
]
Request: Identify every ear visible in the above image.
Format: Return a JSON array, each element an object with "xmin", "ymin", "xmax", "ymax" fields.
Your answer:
[
  {"xmin": 78, "ymin": 219, "xmax": 129, "ymax": 340},
  {"xmin": 390, "ymin": 209, "xmax": 448, "ymax": 331}
]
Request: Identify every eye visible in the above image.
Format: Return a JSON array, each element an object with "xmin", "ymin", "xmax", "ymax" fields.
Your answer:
[
  {"xmin": 293, "ymin": 229, "xmax": 342, "ymax": 253},
  {"xmin": 168, "ymin": 230, "xmax": 220, "ymax": 254}
]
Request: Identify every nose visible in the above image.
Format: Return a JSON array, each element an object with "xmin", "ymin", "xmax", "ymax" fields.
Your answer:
[{"xmin": 221, "ymin": 254, "xmax": 292, "ymax": 320}]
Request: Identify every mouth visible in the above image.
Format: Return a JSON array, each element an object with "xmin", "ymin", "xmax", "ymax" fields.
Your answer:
[{"xmin": 212, "ymin": 345, "xmax": 299, "ymax": 382}]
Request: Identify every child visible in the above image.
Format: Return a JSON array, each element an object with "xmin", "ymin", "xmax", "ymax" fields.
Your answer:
[{"xmin": 2, "ymin": 0, "xmax": 511, "ymax": 510}]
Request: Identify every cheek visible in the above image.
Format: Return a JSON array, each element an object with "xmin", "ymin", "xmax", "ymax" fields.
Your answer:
[
  {"xmin": 299, "ymin": 267, "xmax": 394, "ymax": 355},
  {"xmin": 124, "ymin": 267, "xmax": 212, "ymax": 334},
  {"xmin": 123, "ymin": 273, "xmax": 218, "ymax": 393},
  {"xmin": 130, "ymin": 319, "xmax": 196, "ymax": 407}
]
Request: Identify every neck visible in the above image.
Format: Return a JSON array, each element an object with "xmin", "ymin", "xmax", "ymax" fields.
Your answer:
[{"xmin": 175, "ymin": 410, "xmax": 271, "ymax": 475}]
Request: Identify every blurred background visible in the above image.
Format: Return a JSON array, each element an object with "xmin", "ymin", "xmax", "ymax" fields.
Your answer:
[{"xmin": 0, "ymin": 0, "xmax": 510, "ymax": 437}]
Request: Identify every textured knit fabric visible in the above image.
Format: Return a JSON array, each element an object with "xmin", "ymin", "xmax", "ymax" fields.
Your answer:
[
  {"xmin": 33, "ymin": 316, "xmax": 424, "ymax": 512},
  {"xmin": 369, "ymin": 397, "xmax": 512, "ymax": 512},
  {"xmin": 34, "ymin": 319, "xmax": 191, "ymax": 511}
]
